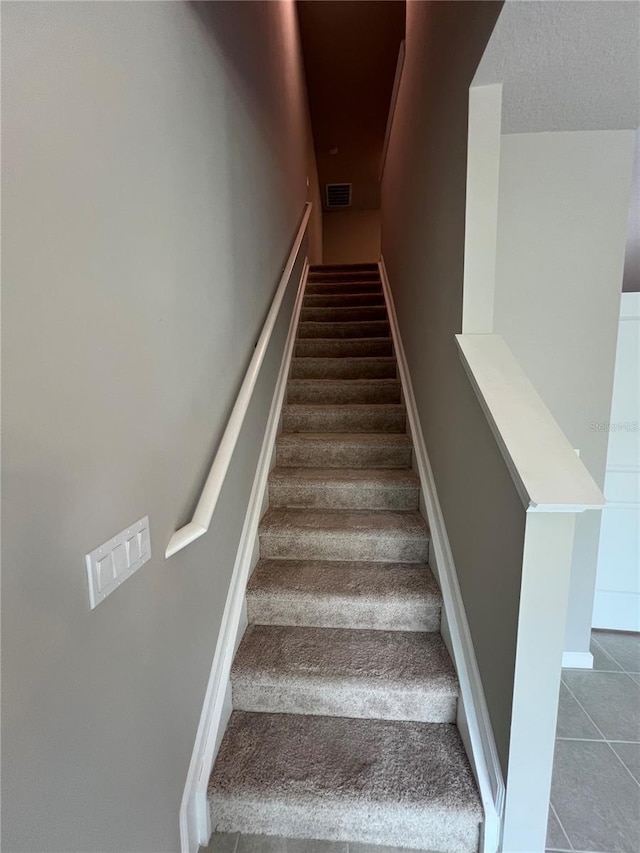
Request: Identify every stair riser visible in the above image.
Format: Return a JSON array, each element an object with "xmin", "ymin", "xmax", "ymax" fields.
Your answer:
[
  {"xmin": 300, "ymin": 306, "xmax": 388, "ymax": 322},
  {"xmin": 276, "ymin": 439, "xmax": 411, "ymax": 469},
  {"xmin": 305, "ymin": 282, "xmax": 383, "ymax": 295},
  {"xmin": 247, "ymin": 594, "xmax": 441, "ymax": 632},
  {"xmin": 298, "ymin": 321, "xmax": 390, "ymax": 339},
  {"xmin": 269, "ymin": 479, "xmax": 419, "ymax": 511},
  {"xmin": 290, "ymin": 357, "xmax": 397, "ymax": 380},
  {"xmin": 282, "ymin": 406, "xmax": 406, "ymax": 434},
  {"xmin": 295, "ymin": 338, "xmax": 393, "ymax": 358},
  {"xmin": 210, "ymin": 801, "xmax": 479, "ymax": 853},
  {"xmin": 303, "ymin": 293, "xmax": 385, "ymax": 307},
  {"xmin": 232, "ymin": 679, "xmax": 457, "ymax": 724},
  {"xmin": 287, "ymin": 381, "xmax": 401, "ymax": 405},
  {"xmin": 259, "ymin": 529, "xmax": 429, "ymax": 563}
]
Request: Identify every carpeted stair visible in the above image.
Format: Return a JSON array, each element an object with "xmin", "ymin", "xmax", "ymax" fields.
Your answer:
[{"xmin": 207, "ymin": 263, "xmax": 482, "ymax": 852}]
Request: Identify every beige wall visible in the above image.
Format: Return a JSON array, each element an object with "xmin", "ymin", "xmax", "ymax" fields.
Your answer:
[
  {"xmin": 381, "ymin": 0, "xmax": 526, "ymax": 774},
  {"xmin": 493, "ymin": 129, "xmax": 635, "ymax": 656},
  {"xmin": 1, "ymin": 2, "xmax": 314, "ymax": 851},
  {"xmin": 305, "ymin": 100, "xmax": 324, "ymax": 264},
  {"xmin": 323, "ymin": 209, "xmax": 381, "ymax": 264}
]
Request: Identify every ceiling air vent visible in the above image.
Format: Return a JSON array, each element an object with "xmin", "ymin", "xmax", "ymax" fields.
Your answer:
[{"xmin": 325, "ymin": 183, "xmax": 352, "ymax": 208}]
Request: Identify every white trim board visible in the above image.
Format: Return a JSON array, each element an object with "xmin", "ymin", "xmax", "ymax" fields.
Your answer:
[
  {"xmin": 179, "ymin": 259, "xmax": 310, "ymax": 853},
  {"xmin": 562, "ymin": 651, "xmax": 594, "ymax": 670},
  {"xmin": 455, "ymin": 333, "xmax": 605, "ymax": 513},
  {"xmin": 379, "ymin": 257, "xmax": 505, "ymax": 853}
]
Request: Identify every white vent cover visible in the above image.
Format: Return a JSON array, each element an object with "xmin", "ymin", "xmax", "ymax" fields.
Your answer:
[{"xmin": 325, "ymin": 183, "xmax": 352, "ymax": 208}]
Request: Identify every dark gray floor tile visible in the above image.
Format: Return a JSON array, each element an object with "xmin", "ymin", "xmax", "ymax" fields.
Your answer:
[
  {"xmin": 551, "ymin": 740, "xmax": 640, "ymax": 852},
  {"xmin": 563, "ymin": 671, "xmax": 640, "ymax": 741},
  {"xmin": 593, "ymin": 631, "xmax": 640, "ymax": 673},
  {"xmin": 202, "ymin": 833, "xmax": 239, "ymax": 853},
  {"xmin": 591, "ymin": 637, "xmax": 623, "ymax": 671},
  {"xmin": 546, "ymin": 805, "xmax": 571, "ymax": 849},
  {"xmin": 237, "ymin": 836, "xmax": 348, "ymax": 853},
  {"xmin": 611, "ymin": 742, "xmax": 640, "ymax": 784},
  {"xmin": 557, "ymin": 681, "xmax": 602, "ymax": 738}
]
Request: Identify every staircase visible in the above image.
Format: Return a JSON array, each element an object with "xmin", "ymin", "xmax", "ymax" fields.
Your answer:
[{"xmin": 207, "ymin": 264, "xmax": 482, "ymax": 852}]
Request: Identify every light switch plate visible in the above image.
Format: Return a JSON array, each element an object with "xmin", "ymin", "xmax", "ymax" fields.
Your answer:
[{"xmin": 86, "ymin": 516, "xmax": 150, "ymax": 609}]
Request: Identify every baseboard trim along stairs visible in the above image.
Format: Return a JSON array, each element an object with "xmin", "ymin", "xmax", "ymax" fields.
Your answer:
[{"xmin": 193, "ymin": 262, "xmax": 502, "ymax": 853}]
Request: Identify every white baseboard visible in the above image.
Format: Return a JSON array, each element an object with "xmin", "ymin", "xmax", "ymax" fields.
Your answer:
[
  {"xmin": 179, "ymin": 259, "xmax": 310, "ymax": 853},
  {"xmin": 379, "ymin": 257, "xmax": 505, "ymax": 853},
  {"xmin": 593, "ymin": 590, "xmax": 640, "ymax": 632},
  {"xmin": 562, "ymin": 651, "xmax": 594, "ymax": 670}
]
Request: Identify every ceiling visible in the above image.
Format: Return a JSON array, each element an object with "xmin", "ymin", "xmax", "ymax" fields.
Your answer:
[
  {"xmin": 297, "ymin": 0, "xmax": 405, "ymax": 211},
  {"xmin": 475, "ymin": 0, "xmax": 640, "ymax": 134}
]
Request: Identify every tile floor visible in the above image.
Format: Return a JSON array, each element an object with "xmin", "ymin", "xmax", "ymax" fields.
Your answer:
[
  {"xmin": 202, "ymin": 837, "xmax": 435, "ymax": 853},
  {"xmin": 202, "ymin": 630, "xmax": 640, "ymax": 853},
  {"xmin": 546, "ymin": 630, "xmax": 640, "ymax": 853}
]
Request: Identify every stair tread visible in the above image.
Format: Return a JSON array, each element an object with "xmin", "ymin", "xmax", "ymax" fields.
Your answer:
[
  {"xmin": 310, "ymin": 263, "xmax": 378, "ymax": 271},
  {"xmin": 303, "ymin": 292, "xmax": 385, "ymax": 304},
  {"xmin": 208, "ymin": 712, "xmax": 482, "ymax": 847},
  {"xmin": 233, "ymin": 625, "xmax": 457, "ymax": 690},
  {"xmin": 308, "ymin": 273, "xmax": 381, "ymax": 280},
  {"xmin": 282, "ymin": 403, "xmax": 406, "ymax": 435},
  {"xmin": 301, "ymin": 306, "xmax": 388, "ymax": 320},
  {"xmin": 293, "ymin": 356, "xmax": 395, "ymax": 364},
  {"xmin": 269, "ymin": 467, "xmax": 420, "ymax": 510},
  {"xmin": 299, "ymin": 321, "xmax": 388, "ymax": 327},
  {"xmin": 298, "ymin": 321, "xmax": 390, "ymax": 339},
  {"xmin": 276, "ymin": 433, "xmax": 413, "ymax": 470},
  {"xmin": 289, "ymin": 377, "xmax": 400, "ymax": 386},
  {"xmin": 295, "ymin": 338, "xmax": 394, "ymax": 358},
  {"xmin": 277, "ymin": 431, "xmax": 411, "ymax": 445},
  {"xmin": 284, "ymin": 402, "xmax": 405, "ymax": 412},
  {"xmin": 290, "ymin": 356, "xmax": 397, "ymax": 380},
  {"xmin": 248, "ymin": 558, "xmax": 439, "ymax": 599},
  {"xmin": 306, "ymin": 283, "xmax": 383, "ymax": 295},
  {"xmin": 270, "ymin": 467, "xmax": 418, "ymax": 487},
  {"xmin": 297, "ymin": 336, "xmax": 392, "ymax": 343},
  {"xmin": 261, "ymin": 507, "xmax": 428, "ymax": 537},
  {"xmin": 247, "ymin": 559, "xmax": 441, "ymax": 632}
]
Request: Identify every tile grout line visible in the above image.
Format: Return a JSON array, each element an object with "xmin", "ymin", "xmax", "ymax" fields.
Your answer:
[
  {"xmin": 550, "ymin": 800, "xmax": 574, "ymax": 851},
  {"xmin": 560, "ymin": 677, "xmax": 640, "ymax": 790},
  {"xmin": 591, "ymin": 634, "xmax": 640, "ymax": 675},
  {"xmin": 564, "ymin": 667, "xmax": 638, "ymax": 675},
  {"xmin": 556, "ymin": 736, "xmax": 640, "ymax": 744},
  {"xmin": 590, "ymin": 635, "xmax": 624, "ymax": 671}
]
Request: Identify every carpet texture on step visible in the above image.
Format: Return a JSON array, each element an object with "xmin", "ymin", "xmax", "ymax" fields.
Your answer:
[
  {"xmin": 209, "ymin": 712, "xmax": 482, "ymax": 853},
  {"xmin": 276, "ymin": 433, "xmax": 412, "ymax": 469},
  {"xmin": 247, "ymin": 559, "xmax": 442, "ymax": 631},
  {"xmin": 259, "ymin": 508, "xmax": 429, "ymax": 563},
  {"xmin": 232, "ymin": 625, "xmax": 458, "ymax": 722},
  {"xmin": 268, "ymin": 467, "xmax": 419, "ymax": 510}
]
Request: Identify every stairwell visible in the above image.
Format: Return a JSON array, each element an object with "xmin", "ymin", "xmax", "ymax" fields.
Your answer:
[{"xmin": 207, "ymin": 264, "xmax": 482, "ymax": 852}]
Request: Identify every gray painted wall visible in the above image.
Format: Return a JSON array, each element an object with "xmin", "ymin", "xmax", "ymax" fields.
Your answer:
[
  {"xmin": 381, "ymin": 0, "xmax": 528, "ymax": 775},
  {"xmin": 1, "ymin": 2, "xmax": 313, "ymax": 850},
  {"xmin": 493, "ymin": 130, "xmax": 635, "ymax": 657}
]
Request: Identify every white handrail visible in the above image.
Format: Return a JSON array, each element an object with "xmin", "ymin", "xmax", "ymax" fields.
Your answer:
[
  {"xmin": 456, "ymin": 333, "xmax": 605, "ymax": 512},
  {"xmin": 166, "ymin": 202, "xmax": 312, "ymax": 558}
]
